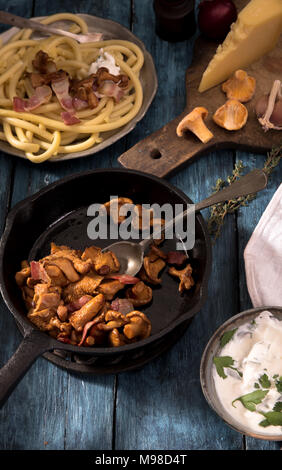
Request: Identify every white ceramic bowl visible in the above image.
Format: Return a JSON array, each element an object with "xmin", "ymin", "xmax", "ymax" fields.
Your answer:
[{"xmin": 200, "ymin": 306, "xmax": 282, "ymax": 441}]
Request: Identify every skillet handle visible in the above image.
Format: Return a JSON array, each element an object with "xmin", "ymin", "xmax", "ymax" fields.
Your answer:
[{"xmin": 0, "ymin": 329, "xmax": 52, "ymax": 407}]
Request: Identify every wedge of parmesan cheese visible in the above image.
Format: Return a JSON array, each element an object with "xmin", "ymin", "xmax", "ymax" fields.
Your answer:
[{"xmin": 199, "ymin": 0, "xmax": 282, "ymax": 93}]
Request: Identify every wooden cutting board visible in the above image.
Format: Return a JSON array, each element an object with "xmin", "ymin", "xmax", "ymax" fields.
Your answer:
[{"xmin": 119, "ymin": 0, "xmax": 282, "ymax": 178}]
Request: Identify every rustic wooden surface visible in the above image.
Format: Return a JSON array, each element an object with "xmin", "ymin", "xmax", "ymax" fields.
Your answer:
[
  {"xmin": 119, "ymin": 0, "xmax": 282, "ymax": 177},
  {"xmin": 0, "ymin": 0, "xmax": 281, "ymax": 451}
]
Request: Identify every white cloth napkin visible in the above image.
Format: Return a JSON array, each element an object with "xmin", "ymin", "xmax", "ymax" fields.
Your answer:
[{"xmin": 244, "ymin": 183, "xmax": 282, "ymax": 308}]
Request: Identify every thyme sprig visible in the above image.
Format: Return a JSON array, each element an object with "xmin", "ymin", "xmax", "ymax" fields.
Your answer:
[{"xmin": 207, "ymin": 145, "xmax": 282, "ymax": 241}]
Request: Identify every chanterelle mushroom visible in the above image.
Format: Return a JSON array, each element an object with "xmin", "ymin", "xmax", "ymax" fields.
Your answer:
[
  {"xmin": 123, "ymin": 311, "xmax": 151, "ymax": 340},
  {"xmin": 97, "ymin": 310, "xmax": 128, "ymax": 331},
  {"xmin": 82, "ymin": 246, "xmax": 120, "ymax": 275},
  {"xmin": 108, "ymin": 328, "xmax": 127, "ymax": 347},
  {"xmin": 104, "ymin": 197, "xmax": 133, "ymax": 224},
  {"xmin": 148, "ymin": 245, "xmax": 167, "ymax": 262},
  {"xmin": 222, "ymin": 70, "xmax": 256, "ymax": 103},
  {"xmin": 142, "ymin": 256, "xmax": 166, "ymax": 285},
  {"xmin": 213, "ymin": 99, "xmax": 248, "ymax": 131},
  {"xmin": 125, "ymin": 280, "xmax": 153, "ymax": 307},
  {"xmin": 176, "ymin": 107, "xmax": 214, "ymax": 143},
  {"xmin": 168, "ymin": 264, "xmax": 194, "ymax": 293}
]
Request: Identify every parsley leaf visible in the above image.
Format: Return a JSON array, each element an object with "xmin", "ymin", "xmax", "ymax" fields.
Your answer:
[
  {"xmin": 273, "ymin": 401, "xmax": 282, "ymax": 412},
  {"xmin": 213, "ymin": 356, "xmax": 242, "ymax": 379},
  {"xmin": 232, "ymin": 390, "xmax": 269, "ymax": 412},
  {"xmin": 259, "ymin": 373, "xmax": 271, "ymax": 389},
  {"xmin": 259, "ymin": 411, "xmax": 282, "ymax": 427},
  {"xmin": 254, "ymin": 382, "xmax": 260, "ymax": 389},
  {"xmin": 259, "ymin": 419, "xmax": 270, "ymax": 428},
  {"xmin": 275, "ymin": 377, "xmax": 282, "ymax": 393},
  {"xmin": 220, "ymin": 328, "xmax": 237, "ymax": 348}
]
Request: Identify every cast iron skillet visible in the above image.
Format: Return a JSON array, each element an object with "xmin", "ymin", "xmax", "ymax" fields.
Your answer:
[{"xmin": 0, "ymin": 169, "xmax": 211, "ymax": 406}]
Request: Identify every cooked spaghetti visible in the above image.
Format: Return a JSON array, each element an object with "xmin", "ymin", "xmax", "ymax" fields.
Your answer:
[{"xmin": 0, "ymin": 13, "xmax": 144, "ymax": 163}]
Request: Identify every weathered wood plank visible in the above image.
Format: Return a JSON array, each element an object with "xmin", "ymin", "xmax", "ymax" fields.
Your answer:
[
  {"xmin": 114, "ymin": 0, "xmax": 243, "ymax": 450},
  {"xmin": 236, "ymin": 150, "xmax": 282, "ymax": 450},
  {"xmin": 0, "ymin": 0, "xmax": 36, "ymax": 451},
  {"xmin": 0, "ymin": 0, "xmax": 131, "ymax": 451},
  {"xmin": 115, "ymin": 154, "xmax": 244, "ymax": 450},
  {"xmin": 0, "ymin": 0, "xmax": 278, "ymax": 451}
]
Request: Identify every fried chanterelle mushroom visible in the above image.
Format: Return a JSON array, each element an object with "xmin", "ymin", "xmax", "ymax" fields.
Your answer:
[
  {"xmin": 123, "ymin": 311, "xmax": 152, "ymax": 340},
  {"xmin": 15, "ymin": 197, "xmax": 197, "ymax": 348},
  {"xmin": 168, "ymin": 264, "xmax": 195, "ymax": 293},
  {"xmin": 139, "ymin": 245, "xmax": 166, "ymax": 285},
  {"xmin": 125, "ymin": 280, "xmax": 153, "ymax": 307},
  {"xmin": 104, "ymin": 197, "xmax": 133, "ymax": 224},
  {"xmin": 15, "ymin": 242, "xmax": 152, "ymax": 348}
]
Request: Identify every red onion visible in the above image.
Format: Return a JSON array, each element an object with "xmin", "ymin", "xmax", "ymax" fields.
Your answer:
[{"xmin": 198, "ymin": 0, "xmax": 237, "ymax": 40}]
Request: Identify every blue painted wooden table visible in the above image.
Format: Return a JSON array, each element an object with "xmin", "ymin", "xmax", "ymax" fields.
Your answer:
[{"xmin": 0, "ymin": 0, "xmax": 281, "ymax": 451}]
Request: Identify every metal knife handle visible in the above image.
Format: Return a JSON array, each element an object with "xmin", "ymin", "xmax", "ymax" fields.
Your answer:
[{"xmin": 0, "ymin": 10, "xmax": 77, "ymax": 40}]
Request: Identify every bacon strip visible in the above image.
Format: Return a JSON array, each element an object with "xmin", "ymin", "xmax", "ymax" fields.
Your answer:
[
  {"xmin": 13, "ymin": 85, "xmax": 52, "ymax": 112},
  {"xmin": 61, "ymin": 111, "xmax": 81, "ymax": 125},
  {"xmin": 167, "ymin": 251, "xmax": 187, "ymax": 266},
  {"xmin": 30, "ymin": 261, "xmax": 50, "ymax": 283},
  {"xmin": 78, "ymin": 319, "xmax": 97, "ymax": 346},
  {"xmin": 110, "ymin": 298, "xmax": 133, "ymax": 315},
  {"xmin": 57, "ymin": 334, "xmax": 72, "ymax": 344},
  {"xmin": 105, "ymin": 274, "xmax": 139, "ymax": 284},
  {"xmin": 98, "ymin": 80, "xmax": 124, "ymax": 102},
  {"xmin": 29, "ymin": 70, "xmax": 67, "ymax": 88},
  {"xmin": 66, "ymin": 295, "xmax": 93, "ymax": 313},
  {"xmin": 51, "ymin": 76, "xmax": 82, "ymax": 124},
  {"xmin": 51, "ymin": 76, "xmax": 74, "ymax": 112},
  {"xmin": 72, "ymin": 97, "xmax": 89, "ymax": 111}
]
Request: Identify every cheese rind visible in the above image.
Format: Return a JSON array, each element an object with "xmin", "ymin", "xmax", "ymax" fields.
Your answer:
[{"xmin": 199, "ymin": 0, "xmax": 282, "ymax": 93}]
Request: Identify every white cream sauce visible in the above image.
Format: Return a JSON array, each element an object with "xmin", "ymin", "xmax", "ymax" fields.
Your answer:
[
  {"xmin": 213, "ymin": 311, "xmax": 282, "ymax": 435},
  {"xmin": 89, "ymin": 49, "xmax": 121, "ymax": 76}
]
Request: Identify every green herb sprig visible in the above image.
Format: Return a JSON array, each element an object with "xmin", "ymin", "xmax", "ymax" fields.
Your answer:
[
  {"xmin": 220, "ymin": 328, "xmax": 237, "ymax": 348},
  {"xmin": 275, "ymin": 377, "xmax": 282, "ymax": 393},
  {"xmin": 213, "ymin": 356, "xmax": 242, "ymax": 379},
  {"xmin": 207, "ymin": 145, "xmax": 282, "ymax": 241},
  {"xmin": 259, "ymin": 411, "xmax": 282, "ymax": 428},
  {"xmin": 259, "ymin": 373, "xmax": 271, "ymax": 389},
  {"xmin": 232, "ymin": 390, "xmax": 269, "ymax": 412}
]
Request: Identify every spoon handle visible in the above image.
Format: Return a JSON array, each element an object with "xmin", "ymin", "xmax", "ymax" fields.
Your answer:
[
  {"xmin": 194, "ymin": 169, "xmax": 267, "ymax": 211},
  {"xmin": 0, "ymin": 10, "xmax": 78, "ymax": 41},
  {"xmin": 140, "ymin": 169, "xmax": 267, "ymax": 250}
]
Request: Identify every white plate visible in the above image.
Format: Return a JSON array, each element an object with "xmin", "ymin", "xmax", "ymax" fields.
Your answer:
[{"xmin": 0, "ymin": 14, "xmax": 158, "ymax": 161}]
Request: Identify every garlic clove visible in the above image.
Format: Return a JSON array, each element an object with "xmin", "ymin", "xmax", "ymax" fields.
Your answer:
[
  {"xmin": 270, "ymin": 99, "xmax": 282, "ymax": 127},
  {"xmin": 255, "ymin": 94, "xmax": 269, "ymax": 118},
  {"xmin": 256, "ymin": 79, "xmax": 282, "ymax": 131}
]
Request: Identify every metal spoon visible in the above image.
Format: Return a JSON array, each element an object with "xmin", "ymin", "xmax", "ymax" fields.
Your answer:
[
  {"xmin": 0, "ymin": 11, "xmax": 102, "ymax": 43},
  {"xmin": 103, "ymin": 169, "xmax": 268, "ymax": 276}
]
